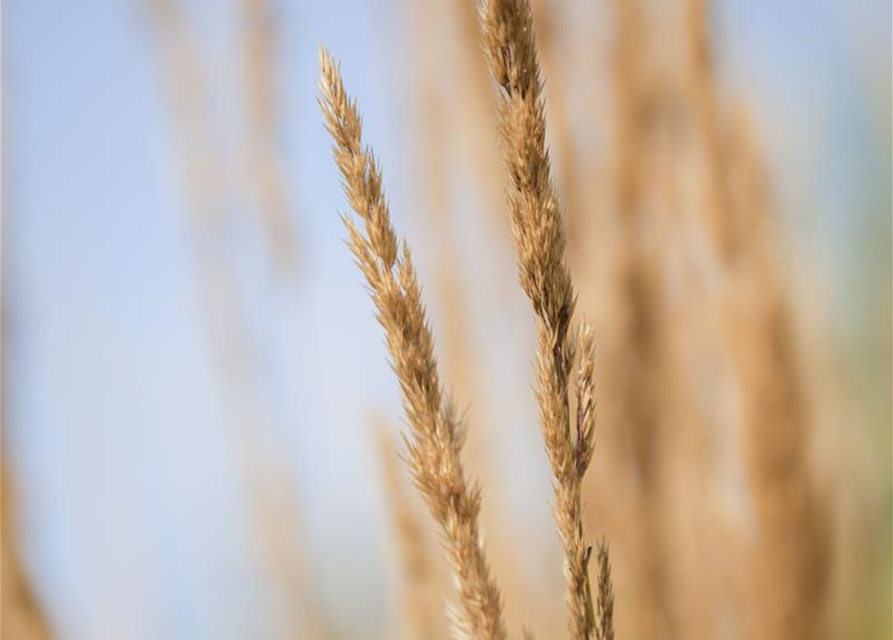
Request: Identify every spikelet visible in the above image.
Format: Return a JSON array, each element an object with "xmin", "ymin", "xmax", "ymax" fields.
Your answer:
[
  {"xmin": 318, "ymin": 50, "xmax": 508, "ymax": 640},
  {"xmin": 479, "ymin": 2, "xmax": 612, "ymax": 639},
  {"xmin": 594, "ymin": 541, "xmax": 615, "ymax": 640}
]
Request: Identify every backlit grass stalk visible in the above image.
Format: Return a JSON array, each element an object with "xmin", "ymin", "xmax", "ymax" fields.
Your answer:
[
  {"xmin": 318, "ymin": 50, "xmax": 508, "ymax": 640},
  {"xmin": 479, "ymin": 2, "xmax": 613, "ymax": 639}
]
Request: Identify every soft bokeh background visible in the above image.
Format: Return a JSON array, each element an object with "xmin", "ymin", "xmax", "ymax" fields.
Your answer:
[{"xmin": 2, "ymin": 1, "xmax": 890, "ymax": 639}]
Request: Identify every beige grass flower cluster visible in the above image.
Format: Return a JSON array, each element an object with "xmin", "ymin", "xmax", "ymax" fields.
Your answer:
[
  {"xmin": 319, "ymin": 50, "xmax": 509, "ymax": 640},
  {"xmin": 478, "ymin": 2, "xmax": 611, "ymax": 639}
]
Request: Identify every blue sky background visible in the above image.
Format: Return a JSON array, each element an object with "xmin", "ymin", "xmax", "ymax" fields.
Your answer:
[{"xmin": 3, "ymin": 1, "xmax": 890, "ymax": 639}]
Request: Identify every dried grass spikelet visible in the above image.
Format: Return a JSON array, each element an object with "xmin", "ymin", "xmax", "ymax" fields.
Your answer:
[
  {"xmin": 594, "ymin": 542, "xmax": 614, "ymax": 640},
  {"xmin": 240, "ymin": 0, "xmax": 297, "ymax": 273},
  {"xmin": 318, "ymin": 50, "xmax": 508, "ymax": 640},
  {"xmin": 378, "ymin": 423, "xmax": 445, "ymax": 640},
  {"xmin": 478, "ymin": 2, "xmax": 614, "ymax": 639},
  {"xmin": 1, "ymin": 464, "xmax": 53, "ymax": 640},
  {"xmin": 683, "ymin": 1, "xmax": 833, "ymax": 635}
]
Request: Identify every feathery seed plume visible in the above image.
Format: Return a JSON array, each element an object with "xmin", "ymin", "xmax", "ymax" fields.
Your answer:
[
  {"xmin": 319, "ymin": 49, "xmax": 508, "ymax": 640},
  {"xmin": 479, "ymin": 3, "xmax": 612, "ymax": 639}
]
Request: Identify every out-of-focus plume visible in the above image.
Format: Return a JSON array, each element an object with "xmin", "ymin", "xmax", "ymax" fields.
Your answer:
[
  {"xmin": 377, "ymin": 423, "xmax": 445, "ymax": 640},
  {"xmin": 240, "ymin": 0, "xmax": 298, "ymax": 275},
  {"xmin": 683, "ymin": 0, "xmax": 736, "ymax": 261},
  {"xmin": 250, "ymin": 465, "xmax": 341, "ymax": 640},
  {"xmin": 720, "ymin": 108, "xmax": 833, "ymax": 640},
  {"xmin": 478, "ymin": 1, "xmax": 614, "ymax": 638},
  {"xmin": 679, "ymin": 2, "xmax": 835, "ymax": 637},
  {"xmin": 148, "ymin": 3, "xmax": 331, "ymax": 638},
  {"xmin": 319, "ymin": 50, "xmax": 509, "ymax": 640},
  {"xmin": 147, "ymin": 0, "xmax": 224, "ymax": 224},
  {"xmin": 669, "ymin": 2, "xmax": 835, "ymax": 637}
]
